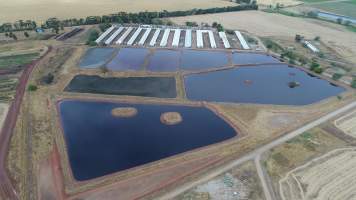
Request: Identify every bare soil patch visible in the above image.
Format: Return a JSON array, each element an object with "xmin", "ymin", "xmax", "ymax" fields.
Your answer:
[
  {"xmin": 160, "ymin": 112, "xmax": 183, "ymax": 125},
  {"xmin": 111, "ymin": 107, "xmax": 137, "ymax": 118},
  {"xmin": 334, "ymin": 109, "xmax": 356, "ymax": 138},
  {"xmin": 175, "ymin": 161, "xmax": 265, "ymax": 200}
]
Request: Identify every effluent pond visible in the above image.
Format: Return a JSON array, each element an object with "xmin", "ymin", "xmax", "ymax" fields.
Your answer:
[
  {"xmin": 75, "ymin": 47, "xmax": 345, "ymax": 105},
  {"xmin": 79, "ymin": 48, "xmax": 116, "ymax": 68},
  {"xmin": 59, "ymin": 100, "xmax": 237, "ymax": 181},
  {"xmin": 79, "ymin": 48, "xmax": 278, "ymax": 71},
  {"xmin": 184, "ymin": 65, "xmax": 345, "ymax": 105}
]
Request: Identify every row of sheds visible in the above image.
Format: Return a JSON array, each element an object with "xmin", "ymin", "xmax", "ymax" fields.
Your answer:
[{"xmin": 96, "ymin": 25, "xmax": 250, "ymax": 50}]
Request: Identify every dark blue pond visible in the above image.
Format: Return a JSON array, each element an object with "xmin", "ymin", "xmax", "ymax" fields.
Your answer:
[
  {"xmin": 180, "ymin": 50, "xmax": 229, "ymax": 70},
  {"xmin": 232, "ymin": 52, "xmax": 280, "ymax": 65},
  {"xmin": 185, "ymin": 65, "xmax": 345, "ymax": 105},
  {"xmin": 79, "ymin": 48, "xmax": 115, "ymax": 68},
  {"xmin": 59, "ymin": 100, "xmax": 237, "ymax": 181},
  {"xmin": 106, "ymin": 48, "xmax": 148, "ymax": 71},
  {"xmin": 147, "ymin": 49, "xmax": 180, "ymax": 72}
]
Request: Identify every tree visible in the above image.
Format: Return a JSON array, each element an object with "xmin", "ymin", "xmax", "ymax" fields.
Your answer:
[
  {"xmin": 307, "ymin": 11, "xmax": 317, "ymax": 18},
  {"xmin": 185, "ymin": 21, "xmax": 198, "ymax": 27},
  {"xmin": 41, "ymin": 73, "xmax": 54, "ymax": 84},
  {"xmin": 332, "ymin": 73, "xmax": 342, "ymax": 80},
  {"xmin": 352, "ymin": 78, "xmax": 356, "ymax": 88},
  {"xmin": 86, "ymin": 29, "xmax": 99, "ymax": 45},
  {"xmin": 295, "ymin": 34, "xmax": 303, "ymax": 42},
  {"xmin": 24, "ymin": 31, "xmax": 29, "ymax": 38},
  {"xmin": 310, "ymin": 61, "xmax": 320, "ymax": 71},
  {"xmin": 313, "ymin": 67, "xmax": 323, "ymax": 74},
  {"xmin": 99, "ymin": 65, "xmax": 109, "ymax": 74},
  {"xmin": 12, "ymin": 34, "xmax": 17, "ymax": 40},
  {"xmin": 28, "ymin": 84, "xmax": 38, "ymax": 91},
  {"xmin": 337, "ymin": 18, "xmax": 343, "ymax": 24},
  {"xmin": 99, "ymin": 23, "xmax": 111, "ymax": 32}
]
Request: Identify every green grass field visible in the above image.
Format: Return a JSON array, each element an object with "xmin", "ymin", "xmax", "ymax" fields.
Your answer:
[
  {"xmin": 310, "ymin": 1, "xmax": 356, "ymax": 18},
  {"xmin": 0, "ymin": 52, "xmax": 39, "ymax": 69},
  {"xmin": 302, "ymin": 0, "xmax": 332, "ymax": 3},
  {"xmin": 0, "ymin": 77, "xmax": 17, "ymax": 102}
]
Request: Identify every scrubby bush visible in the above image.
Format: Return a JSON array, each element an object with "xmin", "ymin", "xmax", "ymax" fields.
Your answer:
[
  {"xmin": 351, "ymin": 79, "xmax": 356, "ymax": 88},
  {"xmin": 332, "ymin": 73, "xmax": 342, "ymax": 80},
  {"xmin": 41, "ymin": 73, "xmax": 54, "ymax": 84},
  {"xmin": 28, "ymin": 84, "xmax": 38, "ymax": 91},
  {"xmin": 86, "ymin": 30, "xmax": 99, "ymax": 46}
]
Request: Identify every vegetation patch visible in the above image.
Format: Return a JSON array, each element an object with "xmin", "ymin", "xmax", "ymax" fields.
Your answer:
[
  {"xmin": 0, "ymin": 52, "xmax": 39, "ymax": 69},
  {"xmin": 0, "ymin": 77, "xmax": 17, "ymax": 102}
]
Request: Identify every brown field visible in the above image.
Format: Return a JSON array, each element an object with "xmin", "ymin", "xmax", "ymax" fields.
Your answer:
[
  {"xmin": 265, "ymin": 127, "xmax": 351, "ymax": 200},
  {"xmin": 0, "ymin": 0, "xmax": 236, "ymax": 23},
  {"xmin": 334, "ymin": 109, "xmax": 356, "ymax": 138},
  {"xmin": 279, "ymin": 148, "xmax": 356, "ymax": 200},
  {"xmin": 170, "ymin": 11, "xmax": 356, "ymax": 64},
  {"xmin": 0, "ymin": 103, "xmax": 9, "ymax": 131}
]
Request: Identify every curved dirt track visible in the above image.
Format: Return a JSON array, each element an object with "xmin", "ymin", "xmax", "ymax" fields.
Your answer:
[{"xmin": 0, "ymin": 46, "xmax": 52, "ymax": 200}]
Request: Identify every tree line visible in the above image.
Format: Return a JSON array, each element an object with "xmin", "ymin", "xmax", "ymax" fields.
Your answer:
[{"xmin": 0, "ymin": 4, "xmax": 258, "ymax": 33}]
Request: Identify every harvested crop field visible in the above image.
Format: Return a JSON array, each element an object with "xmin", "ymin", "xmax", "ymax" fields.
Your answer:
[
  {"xmin": 170, "ymin": 11, "xmax": 356, "ymax": 64},
  {"xmin": 334, "ymin": 109, "xmax": 356, "ymax": 138},
  {"xmin": 0, "ymin": 103, "xmax": 9, "ymax": 131},
  {"xmin": 64, "ymin": 75, "xmax": 177, "ymax": 98},
  {"xmin": 0, "ymin": 0, "xmax": 236, "ymax": 23},
  {"xmin": 279, "ymin": 148, "xmax": 356, "ymax": 200}
]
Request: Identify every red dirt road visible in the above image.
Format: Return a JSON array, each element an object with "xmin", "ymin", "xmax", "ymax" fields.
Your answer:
[{"xmin": 0, "ymin": 46, "xmax": 52, "ymax": 200}]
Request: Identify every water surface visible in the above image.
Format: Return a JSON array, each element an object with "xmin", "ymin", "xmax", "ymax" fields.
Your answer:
[
  {"xmin": 180, "ymin": 50, "xmax": 229, "ymax": 70},
  {"xmin": 79, "ymin": 48, "xmax": 115, "ymax": 68},
  {"xmin": 147, "ymin": 49, "xmax": 180, "ymax": 72},
  {"xmin": 106, "ymin": 48, "xmax": 148, "ymax": 71},
  {"xmin": 185, "ymin": 65, "xmax": 345, "ymax": 105},
  {"xmin": 59, "ymin": 100, "xmax": 237, "ymax": 181}
]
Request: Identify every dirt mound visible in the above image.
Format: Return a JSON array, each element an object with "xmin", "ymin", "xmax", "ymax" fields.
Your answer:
[
  {"xmin": 160, "ymin": 112, "xmax": 182, "ymax": 125},
  {"xmin": 111, "ymin": 107, "xmax": 137, "ymax": 118}
]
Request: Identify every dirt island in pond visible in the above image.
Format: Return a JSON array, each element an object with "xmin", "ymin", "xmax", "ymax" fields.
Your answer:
[{"xmin": 160, "ymin": 112, "xmax": 183, "ymax": 125}]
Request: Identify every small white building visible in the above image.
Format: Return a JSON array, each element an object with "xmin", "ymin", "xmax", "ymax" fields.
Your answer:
[
  {"xmin": 234, "ymin": 31, "xmax": 250, "ymax": 50},
  {"xmin": 95, "ymin": 25, "xmax": 115, "ymax": 44},
  {"xmin": 116, "ymin": 27, "xmax": 133, "ymax": 45},
  {"xmin": 185, "ymin": 29, "xmax": 192, "ymax": 48},
  {"xmin": 149, "ymin": 29, "xmax": 161, "ymax": 46},
  {"xmin": 304, "ymin": 41, "xmax": 320, "ymax": 53}
]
